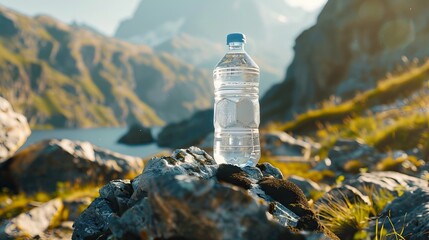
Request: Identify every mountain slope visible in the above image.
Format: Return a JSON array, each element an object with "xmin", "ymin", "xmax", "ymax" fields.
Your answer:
[
  {"xmin": 275, "ymin": 61, "xmax": 429, "ymax": 157},
  {"xmin": 115, "ymin": 0, "xmax": 318, "ymax": 95},
  {"xmin": 261, "ymin": 0, "xmax": 429, "ymax": 124},
  {"xmin": 0, "ymin": 5, "xmax": 212, "ymax": 128}
]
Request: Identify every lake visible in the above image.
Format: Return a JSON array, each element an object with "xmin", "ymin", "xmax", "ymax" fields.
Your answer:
[{"xmin": 19, "ymin": 127, "xmax": 169, "ymax": 158}]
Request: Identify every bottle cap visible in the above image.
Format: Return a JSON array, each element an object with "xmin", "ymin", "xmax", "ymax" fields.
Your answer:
[{"xmin": 227, "ymin": 33, "xmax": 246, "ymax": 45}]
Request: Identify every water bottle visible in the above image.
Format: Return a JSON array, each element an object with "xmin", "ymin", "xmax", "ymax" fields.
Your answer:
[{"xmin": 213, "ymin": 33, "xmax": 260, "ymax": 167}]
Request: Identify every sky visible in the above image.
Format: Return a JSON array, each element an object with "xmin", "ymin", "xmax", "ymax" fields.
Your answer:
[
  {"xmin": 0, "ymin": 0, "xmax": 328, "ymax": 36},
  {"xmin": 0, "ymin": 0, "xmax": 140, "ymax": 36}
]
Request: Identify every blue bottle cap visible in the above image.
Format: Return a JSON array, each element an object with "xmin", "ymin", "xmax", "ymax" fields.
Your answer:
[{"xmin": 227, "ymin": 33, "xmax": 246, "ymax": 45}]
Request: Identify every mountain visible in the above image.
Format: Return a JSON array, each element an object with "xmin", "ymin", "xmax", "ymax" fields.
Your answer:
[
  {"xmin": 261, "ymin": 0, "xmax": 429, "ymax": 123},
  {"xmin": 115, "ymin": 0, "xmax": 318, "ymax": 95},
  {"xmin": 0, "ymin": 5, "xmax": 212, "ymax": 128}
]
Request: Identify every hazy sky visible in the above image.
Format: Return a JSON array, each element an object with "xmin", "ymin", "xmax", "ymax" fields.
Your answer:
[
  {"xmin": 0, "ymin": 0, "xmax": 140, "ymax": 35},
  {"xmin": 0, "ymin": 0, "xmax": 327, "ymax": 36}
]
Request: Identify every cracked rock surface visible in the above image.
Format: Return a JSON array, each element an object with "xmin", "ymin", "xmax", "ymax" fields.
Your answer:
[{"xmin": 72, "ymin": 147, "xmax": 338, "ymax": 240}]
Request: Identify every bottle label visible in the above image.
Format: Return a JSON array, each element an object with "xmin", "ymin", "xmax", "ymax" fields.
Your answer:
[{"xmin": 214, "ymin": 97, "xmax": 259, "ymax": 129}]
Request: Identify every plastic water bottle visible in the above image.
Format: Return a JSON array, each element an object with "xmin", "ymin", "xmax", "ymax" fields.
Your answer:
[{"xmin": 213, "ymin": 33, "xmax": 260, "ymax": 167}]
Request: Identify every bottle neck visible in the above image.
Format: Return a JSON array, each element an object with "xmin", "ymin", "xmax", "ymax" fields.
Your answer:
[{"xmin": 228, "ymin": 42, "xmax": 245, "ymax": 51}]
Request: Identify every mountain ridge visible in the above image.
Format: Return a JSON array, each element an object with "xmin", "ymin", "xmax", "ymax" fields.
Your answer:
[
  {"xmin": 0, "ymin": 5, "xmax": 213, "ymax": 128},
  {"xmin": 261, "ymin": 0, "xmax": 429, "ymax": 124}
]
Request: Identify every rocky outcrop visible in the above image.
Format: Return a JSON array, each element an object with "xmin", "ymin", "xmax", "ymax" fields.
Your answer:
[
  {"xmin": 117, "ymin": 123, "xmax": 154, "ymax": 145},
  {"xmin": 0, "ymin": 198, "xmax": 63, "ymax": 239},
  {"xmin": 157, "ymin": 109, "xmax": 213, "ymax": 149},
  {"xmin": 316, "ymin": 171, "xmax": 429, "ymax": 239},
  {"xmin": 262, "ymin": 0, "xmax": 429, "ymax": 123},
  {"xmin": 0, "ymin": 97, "xmax": 31, "ymax": 164},
  {"xmin": 317, "ymin": 171, "xmax": 427, "ymax": 208},
  {"xmin": 344, "ymin": 171, "xmax": 428, "ymax": 194},
  {"xmin": 73, "ymin": 147, "xmax": 338, "ymax": 240},
  {"xmin": 0, "ymin": 5, "xmax": 212, "ymax": 128},
  {"xmin": 0, "ymin": 139, "xmax": 144, "ymax": 193},
  {"xmin": 371, "ymin": 187, "xmax": 429, "ymax": 240}
]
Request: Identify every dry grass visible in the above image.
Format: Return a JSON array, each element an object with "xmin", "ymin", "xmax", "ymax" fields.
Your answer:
[
  {"xmin": 316, "ymin": 187, "xmax": 398, "ymax": 239},
  {"xmin": 0, "ymin": 183, "xmax": 100, "ymax": 221}
]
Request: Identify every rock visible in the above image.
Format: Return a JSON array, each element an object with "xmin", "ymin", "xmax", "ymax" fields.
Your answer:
[
  {"xmin": 113, "ymin": 175, "xmax": 300, "ymax": 240},
  {"xmin": 73, "ymin": 147, "xmax": 339, "ymax": 240},
  {"xmin": 71, "ymin": 198, "xmax": 114, "ymax": 240},
  {"xmin": 63, "ymin": 198, "xmax": 92, "ymax": 221},
  {"xmin": 0, "ymin": 8, "xmax": 19, "ymax": 36},
  {"xmin": 370, "ymin": 187, "xmax": 429, "ymax": 240},
  {"xmin": 256, "ymin": 162, "xmax": 284, "ymax": 179},
  {"xmin": 0, "ymin": 139, "xmax": 144, "ymax": 193},
  {"xmin": 157, "ymin": 109, "xmax": 213, "ymax": 149},
  {"xmin": 344, "ymin": 171, "xmax": 428, "ymax": 195},
  {"xmin": 314, "ymin": 139, "xmax": 378, "ymax": 172},
  {"xmin": 288, "ymin": 175, "xmax": 323, "ymax": 200},
  {"xmin": 198, "ymin": 132, "xmax": 214, "ymax": 151},
  {"xmin": 99, "ymin": 179, "xmax": 133, "ymax": 215},
  {"xmin": 316, "ymin": 185, "xmax": 371, "ymax": 207},
  {"xmin": 117, "ymin": 123, "xmax": 154, "ymax": 145},
  {"xmin": 40, "ymin": 221, "xmax": 74, "ymax": 240},
  {"xmin": 263, "ymin": 132, "xmax": 313, "ymax": 160},
  {"xmin": 0, "ymin": 198, "xmax": 63, "ymax": 239},
  {"xmin": 261, "ymin": 0, "xmax": 429, "ymax": 123},
  {"xmin": 0, "ymin": 97, "xmax": 31, "ymax": 164}
]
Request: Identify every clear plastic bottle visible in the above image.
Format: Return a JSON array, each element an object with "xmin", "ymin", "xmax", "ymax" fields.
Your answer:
[{"xmin": 213, "ymin": 33, "xmax": 260, "ymax": 167}]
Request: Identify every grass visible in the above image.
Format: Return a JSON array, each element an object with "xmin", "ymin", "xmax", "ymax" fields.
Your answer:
[
  {"xmin": 281, "ymin": 61, "xmax": 429, "ymax": 134},
  {"xmin": 368, "ymin": 114, "xmax": 429, "ymax": 151},
  {"xmin": 260, "ymin": 156, "xmax": 335, "ymax": 183},
  {"xmin": 0, "ymin": 183, "xmax": 101, "ymax": 222},
  {"xmin": 316, "ymin": 187, "xmax": 398, "ymax": 239},
  {"xmin": 271, "ymin": 60, "xmax": 429, "ymax": 159},
  {"xmin": 374, "ymin": 214, "xmax": 407, "ymax": 240},
  {"xmin": 318, "ymin": 196, "xmax": 371, "ymax": 239}
]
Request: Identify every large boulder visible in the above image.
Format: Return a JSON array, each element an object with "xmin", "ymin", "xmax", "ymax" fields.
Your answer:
[
  {"xmin": 0, "ymin": 198, "xmax": 63, "ymax": 239},
  {"xmin": 0, "ymin": 139, "xmax": 144, "ymax": 193},
  {"xmin": 262, "ymin": 0, "xmax": 429, "ymax": 123},
  {"xmin": 117, "ymin": 123, "xmax": 154, "ymax": 145},
  {"xmin": 344, "ymin": 171, "xmax": 428, "ymax": 194},
  {"xmin": 73, "ymin": 147, "xmax": 338, "ymax": 240},
  {"xmin": 0, "ymin": 97, "xmax": 31, "ymax": 164},
  {"xmin": 157, "ymin": 109, "xmax": 213, "ymax": 149},
  {"xmin": 317, "ymin": 171, "xmax": 428, "ymax": 207}
]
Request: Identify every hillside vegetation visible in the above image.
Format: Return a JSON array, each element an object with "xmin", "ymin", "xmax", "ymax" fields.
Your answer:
[
  {"xmin": 274, "ymin": 61, "xmax": 429, "ymax": 157},
  {"xmin": 0, "ymin": 6, "xmax": 212, "ymax": 128}
]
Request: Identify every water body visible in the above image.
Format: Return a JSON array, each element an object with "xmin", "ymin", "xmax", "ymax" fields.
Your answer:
[{"xmin": 19, "ymin": 127, "xmax": 168, "ymax": 158}]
